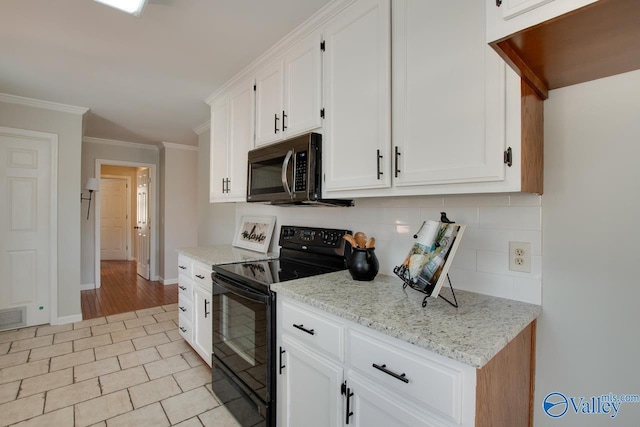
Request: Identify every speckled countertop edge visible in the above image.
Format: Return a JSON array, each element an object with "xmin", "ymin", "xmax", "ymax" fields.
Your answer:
[
  {"xmin": 272, "ymin": 270, "xmax": 541, "ymax": 368},
  {"xmin": 177, "ymin": 245, "xmax": 278, "ymax": 267}
]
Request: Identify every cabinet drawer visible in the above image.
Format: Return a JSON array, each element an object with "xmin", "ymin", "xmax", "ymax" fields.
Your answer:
[
  {"xmin": 178, "ymin": 315, "xmax": 193, "ymax": 343},
  {"xmin": 281, "ymin": 300, "xmax": 344, "ymax": 362},
  {"xmin": 178, "ymin": 255, "xmax": 193, "ymax": 277},
  {"xmin": 348, "ymin": 329, "xmax": 463, "ymax": 423},
  {"xmin": 192, "ymin": 262, "xmax": 212, "ymax": 289},
  {"xmin": 178, "ymin": 294, "xmax": 193, "ymax": 319},
  {"xmin": 178, "ymin": 276, "xmax": 193, "ymax": 301}
]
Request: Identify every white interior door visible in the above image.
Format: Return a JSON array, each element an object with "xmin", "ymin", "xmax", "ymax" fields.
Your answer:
[
  {"xmin": 0, "ymin": 132, "xmax": 51, "ymax": 329},
  {"xmin": 100, "ymin": 178, "xmax": 127, "ymax": 260},
  {"xmin": 136, "ymin": 168, "xmax": 150, "ymax": 280}
]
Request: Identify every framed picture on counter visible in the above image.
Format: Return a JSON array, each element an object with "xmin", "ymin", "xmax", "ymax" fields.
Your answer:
[{"xmin": 233, "ymin": 215, "xmax": 276, "ymax": 253}]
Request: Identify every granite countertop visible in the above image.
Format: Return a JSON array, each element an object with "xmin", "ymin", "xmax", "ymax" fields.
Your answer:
[
  {"xmin": 272, "ymin": 270, "xmax": 541, "ymax": 368},
  {"xmin": 177, "ymin": 245, "xmax": 278, "ymax": 267}
]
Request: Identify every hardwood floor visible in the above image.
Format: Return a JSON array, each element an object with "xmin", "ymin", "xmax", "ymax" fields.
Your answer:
[{"xmin": 81, "ymin": 260, "xmax": 178, "ymax": 319}]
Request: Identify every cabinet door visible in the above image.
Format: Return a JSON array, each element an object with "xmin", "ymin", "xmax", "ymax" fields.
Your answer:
[
  {"xmin": 278, "ymin": 335, "xmax": 343, "ymax": 427},
  {"xmin": 499, "ymin": 0, "xmax": 555, "ymax": 20},
  {"xmin": 255, "ymin": 59, "xmax": 284, "ymax": 147},
  {"xmin": 347, "ymin": 373, "xmax": 443, "ymax": 427},
  {"xmin": 486, "ymin": 0, "xmax": 597, "ymax": 43},
  {"xmin": 193, "ymin": 284, "xmax": 212, "ymax": 366},
  {"xmin": 227, "ymin": 80, "xmax": 254, "ymax": 201},
  {"xmin": 322, "ymin": 0, "xmax": 392, "ymax": 193},
  {"xmin": 209, "ymin": 97, "xmax": 229, "ymax": 202},
  {"xmin": 393, "ymin": 0, "xmax": 505, "ymax": 188},
  {"xmin": 283, "ymin": 31, "xmax": 323, "ymax": 138}
]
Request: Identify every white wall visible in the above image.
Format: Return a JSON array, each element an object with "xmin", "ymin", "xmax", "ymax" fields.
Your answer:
[
  {"xmin": 80, "ymin": 139, "xmax": 159, "ymax": 286},
  {"xmin": 534, "ymin": 70, "xmax": 640, "ymax": 425},
  {"xmin": 160, "ymin": 143, "xmax": 198, "ymax": 283},
  {"xmin": 0, "ymin": 101, "xmax": 84, "ymax": 319}
]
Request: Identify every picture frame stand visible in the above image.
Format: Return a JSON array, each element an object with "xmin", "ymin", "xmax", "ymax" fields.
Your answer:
[{"xmin": 393, "ymin": 265, "xmax": 459, "ymax": 308}]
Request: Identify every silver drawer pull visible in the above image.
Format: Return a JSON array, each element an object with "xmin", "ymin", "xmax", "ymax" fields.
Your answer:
[
  {"xmin": 372, "ymin": 363, "xmax": 409, "ymax": 383},
  {"xmin": 293, "ymin": 324, "xmax": 315, "ymax": 335},
  {"xmin": 195, "ymin": 274, "xmax": 205, "ymax": 279}
]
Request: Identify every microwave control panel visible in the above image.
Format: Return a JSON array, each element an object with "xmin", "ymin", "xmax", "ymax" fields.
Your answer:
[{"xmin": 294, "ymin": 151, "xmax": 307, "ymax": 192}]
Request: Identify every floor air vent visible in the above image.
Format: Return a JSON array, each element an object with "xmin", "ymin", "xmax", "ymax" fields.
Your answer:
[{"xmin": 0, "ymin": 306, "xmax": 27, "ymax": 331}]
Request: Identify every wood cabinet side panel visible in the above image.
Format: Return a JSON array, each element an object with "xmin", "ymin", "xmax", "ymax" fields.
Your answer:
[
  {"xmin": 475, "ymin": 321, "xmax": 535, "ymax": 427},
  {"xmin": 520, "ymin": 81, "xmax": 543, "ymax": 194}
]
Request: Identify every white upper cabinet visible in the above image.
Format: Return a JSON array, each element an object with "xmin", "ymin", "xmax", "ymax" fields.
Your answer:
[
  {"xmin": 323, "ymin": 0, "xmax": 541, "ymax": 199},
  {"xmin": 209, "ymin": 79, "xmax": 254, "ymax": 202},
  {"xmin": 392, "ymin": 0, "xmax": 506, "ymax": 188},
  {"xmin": 486, "ymin": 0, "xmax": 597, "ymax": 42},
  {"xmin": 322, "ymin": 0, "xmax": 392, "ymax": 193},
  {"xmin": 255, "ymin": 31, "xmax": 323, "ymax": 147}
]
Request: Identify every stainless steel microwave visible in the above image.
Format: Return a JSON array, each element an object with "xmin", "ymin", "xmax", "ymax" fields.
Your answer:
[{"xmin": 246, "ymin": 133, "xmax": 352, "ymax": 206}]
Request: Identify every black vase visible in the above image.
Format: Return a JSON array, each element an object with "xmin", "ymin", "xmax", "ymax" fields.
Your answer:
[{"xmin": 347, "ymin": 248, "xmax": 379, "ymax": 281}]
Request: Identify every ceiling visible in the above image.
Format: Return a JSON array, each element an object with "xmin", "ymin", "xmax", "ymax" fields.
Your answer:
[{"xmin": 0, "ymin": 0, "xmax": 332, "ymax": 146}]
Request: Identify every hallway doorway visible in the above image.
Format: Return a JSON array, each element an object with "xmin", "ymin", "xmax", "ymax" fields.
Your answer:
[
  {"xmin": 81, "ymin": 260, "xmax": 177, "ymax": 318},
  {"xmin": 93, "ymin": 159, "xmax": 157, "ymax": 288}
]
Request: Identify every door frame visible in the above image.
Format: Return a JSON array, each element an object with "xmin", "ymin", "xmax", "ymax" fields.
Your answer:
[
  {"xmin": 0, "ymin": 126, "xmax": 58, "ymax": 325},
  {"xmin": 94, "ymin": 159, "xmax": 157, "ymax": 288},
  {"xmin": 99, "ymin": 175, "xmax": 132, "ymax": 261}
]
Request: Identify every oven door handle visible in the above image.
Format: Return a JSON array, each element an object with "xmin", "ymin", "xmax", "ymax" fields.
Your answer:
[
  {"xmin": 281, "ymin": 149, "xmax": 293, "ymax": 199},
  {"xmin": 213, "ymin": 274, "xmax": 270, "ymax": 304}
]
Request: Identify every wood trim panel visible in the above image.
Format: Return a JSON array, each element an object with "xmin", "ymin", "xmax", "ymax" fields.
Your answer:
[
  {"xmin": 475, "ymin": 321, "xmax": 535, "ymax": 427},
  {"xmin": 520, "ymin": 82, "xmax": 543, "ymax": 195},
  {"xmin": 491, "ymin": 0, "xmax": 640, "ymax": 100}
]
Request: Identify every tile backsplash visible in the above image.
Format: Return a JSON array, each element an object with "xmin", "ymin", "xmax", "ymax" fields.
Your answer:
[{"xmin": 236, "ymin": 193, "xmax": 542, "ymax": 305}]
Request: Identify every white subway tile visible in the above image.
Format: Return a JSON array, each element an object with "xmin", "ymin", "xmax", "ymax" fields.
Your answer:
[
  {"xmin": 513, "ymin": 278, "xmax": 542, "ymax": 305},
  {"xmin": 479, "ymin": 207, "xmax": 541, "ymax": 230},
  {"xmin": 512, "ymin": 230, "xmax": 542, "ymax": 255},
  {"xmin": 382, "ymin": 207, "xmax": 422, "ymax": 226},
  {"xmin": 509, "ymin": 193, "xmax": 542, "ymax": 207},
  {"xmin": 444, "ymin": 194, "xmax": 509, "ymax": 207},
  {"xmin": 448, "ymin": 269, "xmax": 514, "ymax": 300},
  {"xmin": 451, "ymin": 248, "xmax": 477, "ymax": 271},
  {"xmin": 477, "ymin": 250, "xmax": 508, "ymax": 275},
  {"xmin": 460, "ymin": 228, "xmax": 514, "ymax": 252}
]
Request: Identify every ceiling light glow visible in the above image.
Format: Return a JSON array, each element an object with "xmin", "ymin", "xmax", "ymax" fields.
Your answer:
[{"xmin": 94, "ymin": 0, "xmax": 148, "ymax": 17}]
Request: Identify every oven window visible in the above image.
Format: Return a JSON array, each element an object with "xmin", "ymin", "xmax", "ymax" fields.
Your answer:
[
  {"xmin": 213, "ymin": 287, "xmax": 268, "ymax": 401},
  {"xmin": 250, "ymin": 156, "xmax": 288, "ymax": 195}
]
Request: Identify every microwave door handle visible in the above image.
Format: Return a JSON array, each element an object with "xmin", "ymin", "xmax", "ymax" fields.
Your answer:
[{"xmin": 281, "ymin": 149, "xmax": 294, "ymax": 199}]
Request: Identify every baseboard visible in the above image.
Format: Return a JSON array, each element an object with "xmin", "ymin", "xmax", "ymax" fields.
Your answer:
[
  {"xmin": 80, "ymin": 283, "xmax": 95, "ymax": 291},
  {"xmin": 55, "ymin": 314, "xmax": 83, "ymax": 325},
  {"xmin": 159, "ymin": 277, "xmax": 178, "ymax": 286}
]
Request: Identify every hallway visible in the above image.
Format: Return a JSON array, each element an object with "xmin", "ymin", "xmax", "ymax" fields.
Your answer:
[{"xmin": 81, "ymin": 261, "xmax": 178, "ymax": 319}]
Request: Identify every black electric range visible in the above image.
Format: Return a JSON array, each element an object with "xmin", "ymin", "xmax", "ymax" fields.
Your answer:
[{"xmin": 210, "ymin": 225, "xmax": 352, "ymax": 427}]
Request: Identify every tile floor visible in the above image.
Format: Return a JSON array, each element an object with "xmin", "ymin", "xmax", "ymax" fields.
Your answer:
[{"xmin": 0, "ymin": 304, "xmax": 246, "ymax": 426}]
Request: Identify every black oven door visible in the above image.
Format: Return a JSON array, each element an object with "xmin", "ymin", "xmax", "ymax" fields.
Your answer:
[{"xmin": 212, "ymin": 273, "xmax": 275, "ymax": 427}]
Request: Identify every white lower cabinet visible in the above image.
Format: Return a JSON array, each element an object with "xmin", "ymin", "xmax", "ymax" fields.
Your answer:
[
  {"xmin": 178, "ymin": 254, "xmax": 213, "ymax": 367},
  {"xmin": 346, "ymin": 372, "xmax": 442, "ymax": 427},
  {"xmin": 277, "ymin": 335, "xmax": 344, "ymax": 427},
  {"xmin": 177, "ymin": 255, "xmax": 195, "ymax": 344},
  {"xmin": 192, "ymin": 282, "xmax": 213, "ymax": 366},
  {"xmin": 276, "ymin": 297, "xmax": 476, "ymax": 427}
]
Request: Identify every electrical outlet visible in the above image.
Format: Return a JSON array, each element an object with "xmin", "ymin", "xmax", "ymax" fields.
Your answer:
[{"xmin": 509, "ymin": 242, "xmax": 531, "ymax": 273}]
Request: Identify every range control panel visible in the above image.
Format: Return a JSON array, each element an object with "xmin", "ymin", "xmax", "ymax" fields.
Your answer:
[{"xmin": 280, "ymin": 226, "xmax": 352, "ymax": 251}]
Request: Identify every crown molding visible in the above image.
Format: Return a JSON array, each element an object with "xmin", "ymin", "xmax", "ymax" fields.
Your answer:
[
  {"xmin": 83, "ymin": 136, "xmax": 158, "ymax": 150},
  {"xmin": 160, "ymin": 141, "xmax": 198, "ymax": 151},
  {"xmin": 193, "ymin": 120, "xmax": 210, "ymax": 135},
  {"xmin": 0, "ymin": 92, "xmax": 89, "ymax": 115},
  {"xmin": 204, "ymin": 0, "xmax": 356, "ymax": 105}
]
